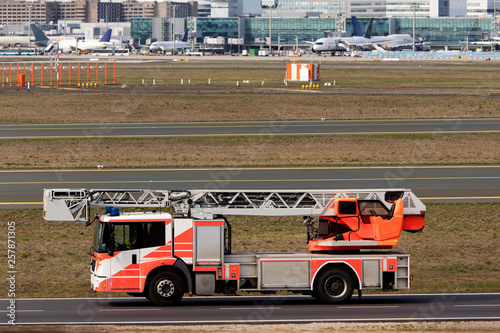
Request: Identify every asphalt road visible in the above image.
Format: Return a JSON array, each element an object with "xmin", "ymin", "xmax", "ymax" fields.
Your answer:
[
  {"xmin": 1, "ymin": 118, "xmax": 499, "ymax": 139},
  {"xmin": 1, "ymin": 294, "xmax": 499, "ymax": 325},
  {"xmin": 1, "ymin": 165, "xmax": 499, "ymax": 209}
]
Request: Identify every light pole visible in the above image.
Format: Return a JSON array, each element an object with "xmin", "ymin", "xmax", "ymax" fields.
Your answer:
[
  {"xmin": 262, "ymin": 1, "xmax": 277, "ymax": 53},
  {"xmin": 268, "ymin": 5, "xmax": 274, "ymax": 52},
  {"xmin": 411, "ymin": 4, "xmax": 420, "ymax": 51},
  {"xmin": 172, "ymin": 5, "xmax": 177, "ymax": 55},
  {"xmin": 27, "ymin": 5, "xmax": 32, "ymax": 48}
]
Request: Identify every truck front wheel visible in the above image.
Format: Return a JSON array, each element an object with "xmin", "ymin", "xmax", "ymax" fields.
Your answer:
[
  {"xmin": 315, "ymin": 268, "xmax": 353, "ymax": 304},
  {"xmin": 148, "ymin": 271, "xmax": 184, "ymax": 306}
]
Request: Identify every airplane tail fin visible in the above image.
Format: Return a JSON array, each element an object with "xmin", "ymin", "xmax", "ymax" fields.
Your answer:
[
  {"xmin": 181, "ymin": 30, "xmax": 189, "ymax": 42},
  {"xmin": 363, "ymin": 18, "xmax": 374, "ymax": 39},
  {"xmin": 31, "ymin": 24, "xmax": 50, "ymax": 45},
  {"xmin": 99, "ymin": 29, "xmax": 112, "ymax": 43},
  {"xmin": 352, "ymin": 17, "xmax": 364, "ymax": 37}
]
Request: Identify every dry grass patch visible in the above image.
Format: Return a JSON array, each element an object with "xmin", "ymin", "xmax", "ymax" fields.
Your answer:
[
  {"xmin": 1, "ymin": 134, "xmax": 499, "ymax": 169},
  {"xmin": 0, "ymin": 88, "xmax": 498, "ymax": 124},
  {"xmin": 1, "ymin": 61, "xmax": 500, "ymax": 124},
  {"xmin": 111, "ymin": 62, "xmax": 500, "ymax": 89},
  {"xmin": 398, "ymin": 203, "xmax": 500, "ymax": 293},
  {"xmin": 2, "ymin": 321, "xmax": 500, "ymax": 333}
]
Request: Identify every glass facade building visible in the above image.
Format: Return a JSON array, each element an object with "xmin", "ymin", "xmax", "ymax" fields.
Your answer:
[
  {"xmin": 352, "ymin": 17, "xmax": 390, "ymax": 36},
  {"xmin": 262, "ymin": 0, "xmax": 342, "ymax": 16},
  {"xmin": 132, "ymin": 16, "xmax": 494, "ymax": 48},
  {"xmin": 193, "ymin": 17, "xmax": 391, "ymax": 45},
  {"xmin": 194, "ymin": 17, "xmax": 240, "ymax": 38},
  {"xmin": 131, "ymin": 17, "xmax": 167, "ymax": 45},
  {"xmin": 131, "ymin": 18, "xmax": 153, "ymax": 45},
  {"xmin": 395, "ymin": 17, "xmax": 492, "ymax": 45},
  {"xmin": 244, "ymin": 17, "xmax": 337, "ymax": 44}
]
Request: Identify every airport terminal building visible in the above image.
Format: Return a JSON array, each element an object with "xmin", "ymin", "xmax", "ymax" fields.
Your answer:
[
  {"xmin": 140, "ymin": 16, "xmax": 495, "ymax": 51},
  {"xmin": 0, "ymin": 0, "xmax": 499, "ymax": 51}
]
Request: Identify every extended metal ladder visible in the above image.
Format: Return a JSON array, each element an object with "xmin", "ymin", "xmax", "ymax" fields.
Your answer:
[{"xmin": 43, "ymin": 188, "xmax": 425, "ymax": 223}]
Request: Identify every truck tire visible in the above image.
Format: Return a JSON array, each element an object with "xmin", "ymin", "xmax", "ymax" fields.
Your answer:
[
  {"xmin": 147, "ymin": 271, "xmax": 184, "ymax": 306},
  {"xmin": 315, "ymin": 268, "xmax": 353, "ymax": 304}
]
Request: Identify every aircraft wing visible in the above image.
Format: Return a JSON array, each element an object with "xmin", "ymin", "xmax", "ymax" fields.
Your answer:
[
  {"xmin": 344, "ymin": 40, "xmax": 414, "ymax": 51},
  {"xmin": 469, "ymin": 40, "xmax": 500, "ymax": 45}
]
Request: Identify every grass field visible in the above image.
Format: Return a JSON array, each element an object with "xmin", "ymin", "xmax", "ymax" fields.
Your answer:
[
  {"xmin": 0, "ymin": 61, "xmax": 499, "ymax": 124},
  {"xmin": 0, "ymin": 59, "xmax": 499, "ymax": 309},
  {"xmin": 1, "ymin": 133, "xmax": 499, "ymax": 169},
  {"xmin": 0, "ymin": 203, "xmax": 498, "ymax": 299}
]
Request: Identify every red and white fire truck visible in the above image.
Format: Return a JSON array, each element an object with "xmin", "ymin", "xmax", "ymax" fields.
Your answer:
[{"xmin": 43, "ymin": 188, "xmax": 425, "ymax": 305}]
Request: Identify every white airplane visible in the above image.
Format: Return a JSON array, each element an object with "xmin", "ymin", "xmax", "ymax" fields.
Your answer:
[
  {"xmin": 311, "ymin": 17, "xmax": 369, "ymax": 55},
  {"xmin": 337, "ymin": 22, "xmax": 419, "ymax": 52},
  {"xmin": 56, "ymin": 29, "xmax": 113, "ymax": 53},
  {"xmin": 149, "ymin": 30, "xmax": 190, "ymax": 53},
  {"xmin": 313, "ymin": 17, "xmax": 420, "ymax": 53},
  {"xmin": 466, "ymin": 37, "xmax": 500, "ymax": 51},
  {"xmin": 350, "ymin": 34, "xmax": 415, "ymax": 52}
]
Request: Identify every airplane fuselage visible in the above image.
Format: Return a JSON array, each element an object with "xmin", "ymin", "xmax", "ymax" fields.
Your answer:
[
  {"xmin": 312, "ymin": 38, "xmax": 344, "ymax": 53},
  {"xmin": 314, "ymin": 34, "xmax": 413, "ymax": 53},
  {"xmin": 58, "ymin": 39, "xmax": 113, "ymax": 53},
  {"xmin": 149, "ymin": 41, "xmax": 190, "ymax": 52}
]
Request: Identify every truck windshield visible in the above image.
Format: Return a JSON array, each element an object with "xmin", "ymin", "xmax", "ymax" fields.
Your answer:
[{"xmin": 92, "ymin": 221, "xmax": 111, "ymax": 253}]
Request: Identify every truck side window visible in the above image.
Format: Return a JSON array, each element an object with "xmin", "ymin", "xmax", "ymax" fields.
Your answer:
[
  {"xmin": 110, "ymin": 222, "xmax": 165, "ymax": 251},
  {"xmin": 358, "ymin": 201, "xmax": 390, "ymax": 216},
  {"xmin": 113, "ymin": 223, "xmax": 139, "ymax": 250},
  {"xmin": 142, "ymin": 222, "xmax": 165, "ymax": 248},
  {"xmin": 338, "ymin": 201, "xmax": 357, "ymax": 215}
]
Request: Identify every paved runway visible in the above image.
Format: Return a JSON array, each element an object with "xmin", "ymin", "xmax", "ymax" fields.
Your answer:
[
  {"xmin": 1, "ymin": 294, "xmax": 499, "ymax": 325},
  {"xmin": 1, "ymin": 165, "xmax": 499, "ymax": 209},
  {"xmin": 1, "ymin": 118, "xmax": 499, "ymax": 139}
]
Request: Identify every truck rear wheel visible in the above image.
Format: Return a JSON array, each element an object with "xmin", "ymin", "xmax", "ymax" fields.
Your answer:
[
  {"xmin": 315, "ymin": 268, "xmax": 353, "ymax": 304},
  {"xmin": 148, "ymin": 271, "xmax": 184, "ymax": 306}
]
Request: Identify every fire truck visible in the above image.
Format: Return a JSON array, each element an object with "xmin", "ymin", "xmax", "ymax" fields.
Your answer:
[{"xmin": 43, "ymin": 188, "xmax": 425, "ymax": 305}]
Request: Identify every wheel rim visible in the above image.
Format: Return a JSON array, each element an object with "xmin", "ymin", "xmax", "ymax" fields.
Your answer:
[
  {"xmin": 156, "ymin": 278, "xmax": 175, "ymax": 298},
  {"xmin": 324, "ymin": 275, "xmax": 347, "ymax": 298}
]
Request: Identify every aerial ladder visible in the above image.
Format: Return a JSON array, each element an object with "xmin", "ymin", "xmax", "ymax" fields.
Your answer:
[
  {"xmin": 43, "ymin": 188, "xmax": 426, "ymax": 305},
  {"xmin": 44, "ymin": 188, "xmax": 425, "ymax": 251}
]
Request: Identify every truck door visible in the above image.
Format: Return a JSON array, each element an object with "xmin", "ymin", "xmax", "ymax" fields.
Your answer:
[{"xmin": 108, "ymin": 223, "xmax": 141, "ymax": 291}]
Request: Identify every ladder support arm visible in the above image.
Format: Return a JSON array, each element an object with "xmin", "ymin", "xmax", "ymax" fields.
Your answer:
[{"xmin": 43, "ymin": 188, "xmax": 426, "ymax": 223}]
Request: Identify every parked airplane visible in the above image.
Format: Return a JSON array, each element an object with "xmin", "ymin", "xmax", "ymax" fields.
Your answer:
[
  {"xmin": 313, "ymin": 17, "xmax": 421, "ymax": 54},
  {"xmin": 342, "ymin": 33, "xmax": 415, "ymax": 52},
  {"xmin": 467, "ymin": 37, "xmax": 500, "ymax": 51},
  {"xmin": 31, "ymin": 24, "xmax": 55, "ymax": 53},
  {"xmin": 149, "ymin": 30, "xmax": 190, "ymax": 53},
  {"xmin": 56, "ymin": 29, "xmax": 113, "ymax": 53},
  {"xmin": 311, "ymin": 16, "xmax": 369, "ymax": 55},
  {"xmin": 0, "ymin": 24, "xmax": 43, "ymax": 47},
  {"xmin": 312, "ymin": 16, "xmax": 373, "ymax": 55},
  {"xmin": 336, "ymin": 20, "xmax": 418, "ymax": 52}
]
